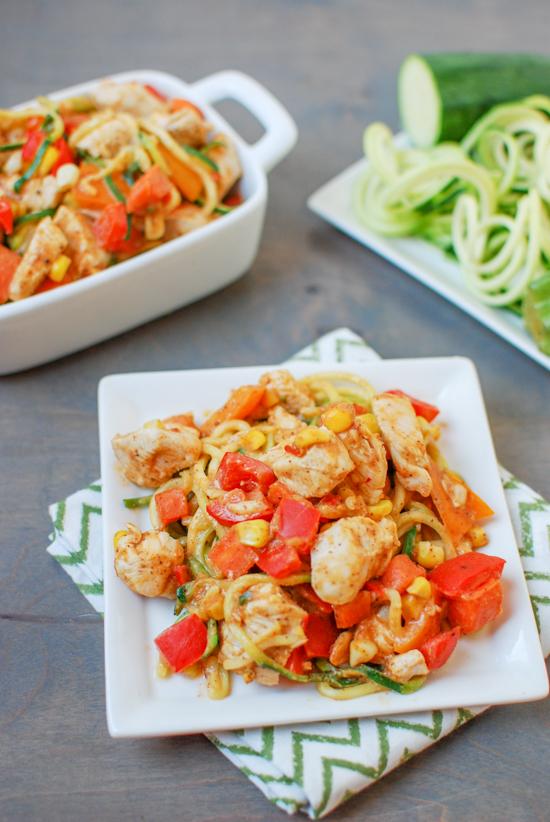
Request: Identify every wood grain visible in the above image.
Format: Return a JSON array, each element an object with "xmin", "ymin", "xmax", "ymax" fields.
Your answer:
[{"xmin": 1, "ymin": 1, "xmax": 549, "ymax": 819}]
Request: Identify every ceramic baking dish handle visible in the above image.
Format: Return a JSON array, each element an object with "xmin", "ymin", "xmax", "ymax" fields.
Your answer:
[{"xmin": 190, "ymin": 70, "xmax": 297, "ymax": 173}]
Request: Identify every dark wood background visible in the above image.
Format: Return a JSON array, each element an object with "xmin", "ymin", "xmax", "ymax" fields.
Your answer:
[{"xmin": 1, "ymin": 1, "xmax": 549, "ymax": 819}]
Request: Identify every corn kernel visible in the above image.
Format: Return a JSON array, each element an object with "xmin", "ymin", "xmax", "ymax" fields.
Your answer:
[
  {"xmin": 39, "ymin": 145, "xmax": 60, "ymax": 176},
  {"xmin": 415, "ymin": 540, "xmax": 445, "ymax": 569},
  {"xmin": 323, "ymin": 407, "xmax": 353, "ymax": 433},
  {"xmin": 241, "ymin": 429, "xmax": 266, "ymax": 451},
  {"xmin": 235, "ymin": 519, "xmax": 270, "ymax": 548},
  {"xmin": 406, "ymin": 576, "xmax": 432, "ymax": 598},
  {"xmin": 469, "ymin": 526, "xmax": 488, "ymax": 549},
  {"xmin": 401, "ymin": 593, "xmax": 425, "ymax": 621},
  {"xmin": 113, "ymin": 529, "xmax": 127, "ymax": 548},
  {"xmin": 356, "ymin": 412, "xmax": 380, "ymax": 436},
  {"xmin": 49, "ymin": 254, "xmax": 71, "ymax": 282},
  {"xmin": 156, "ymin": 658, "xmax": 172, "ymax": 679},
  {"xmin": 294, "ymin": 427, "xmax": 331, "ymax": 449},
  {"xmin": 349, "ymin": 637, "xmax": 378, "ymax": 667},
  {"xmin": 366, "ymin": 499, "xmax": 393, "ymax": 520},
  {"xmin": 144, "ymin": 418, "xmax": 163, "ymax": 429}
]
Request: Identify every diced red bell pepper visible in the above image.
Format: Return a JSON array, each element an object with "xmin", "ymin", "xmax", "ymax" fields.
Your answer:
[
  {"xmin": 223, "ymin": 192, "xmax": 243, "ymax": 207},
  {"xmin": 208, "ymin": 527, "xmax": 258, "ymax": 579},
  {"xmin": 303, "ymin": 613, "xmax": 339, "ymax": 659},
  {"xmin": 216, "ymin": 451, "xmax": 276, "ymax": 494},
  {"xmin": 155, "ymin": 487, "xmax": 189, "ymax": 525},
  {"xmin": 207, "ymin": 488, "xmax": 274, "ymax": 526},
  {"xmin": 272, "ymin": 496, "xmax": 320, "ymax": 555},
  {"xmin": 126, "ymin": 165, "xmax": 172, "ymax": 214},
  {"xmin": 144, "ymin": 83, "xmax": 168, "ymax": 102},
  {"xmin": 286, "ymin": 645, "xmax": 308, "ymax": 675},
  {"xmin": 0, "ymin": 197, "xmax": 14, "ymax": 235},
  {"xmin": 22, "ymin": 128, "xmax": 45, "ymax": 162},
  {"xmin": 420, "ymin": 627, "xmax": 461, "ymax": 670},
  {"xmin": 381, "ymin": 554, "xmax": 426, "ymax": 594},
  {"xmin": 294, "ymin": 583, "xmax": 333, "ymax": 614},
  {"xmin": 173, "ymin": 564, "xmax": 191, "ymax": 586},
  {"xmin": 0, "ymin": 245, "xmax": 20, "ymax": 303},
  {"xmin": 448, "ymin": 577, "xmax": 503, "ymax": 634},
  {"xmin": 62, "ymin": 112, "xmax": 90, "ymax": 134},
  {"xmin": 256, "ymin": 539, "xmax": 303, "ymax": 578},
  {"xmin": 154, "ymin": 613, "xmax": 207, "ymax": 672},
  {"xmin": 51, "ymin": 137, "xmax": 74, "ymax": 173},
  {"xmin": 429, "ymin": 552, "xmax": 505, "ymax": 599},
  {"xmin": 333, "ymin": 591, "xmax": 372, "ymax": 628},
  {"xmin": 93, "ymin": 202, "xmax": 128, "ymax": 252},
  {"xmin": 386, "ymin": 389, "xmax": 440, "ymax": 422},
  {"xmin": 267, "ymin": 481, "xmax": 294, "ymax": 505}
]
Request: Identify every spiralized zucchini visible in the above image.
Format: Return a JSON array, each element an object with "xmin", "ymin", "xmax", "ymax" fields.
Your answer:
[{"xmin": 354, "ymin": 97, "xmax": 550, "ymax": 313}]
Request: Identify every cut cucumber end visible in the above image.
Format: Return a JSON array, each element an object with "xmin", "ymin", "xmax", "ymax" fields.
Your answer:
[{"xmin": 399, "ymin": 54, "xmax": 442, "ymax": 148}]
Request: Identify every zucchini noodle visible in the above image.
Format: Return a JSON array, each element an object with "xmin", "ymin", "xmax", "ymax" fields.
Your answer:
[
  {"xmin": 385, "ymin": 587, "xmax": 403, "ymax": 636},
  {"xmin": 354, "ymin": 98, "xmax": 550, "ymax": 312},
  {"xmin": 299, "ymin": 371, "xmax": 376, "ymax": 407},
  {"xmin": 397, "ymin": 504, "xmax": 456, "ymax": 558},
  {"xmin": 316, "ymin": 680, "xmax": 384, "ymax": 700}
]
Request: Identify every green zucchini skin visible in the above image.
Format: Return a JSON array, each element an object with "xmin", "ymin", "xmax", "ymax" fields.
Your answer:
[
  {"xmin": 400, "ymin": 53, "xmax": 550, "ymax": 145},
  {"xmin": 524, "ymin": 272, "xmax": 550, "ymax": 355}
]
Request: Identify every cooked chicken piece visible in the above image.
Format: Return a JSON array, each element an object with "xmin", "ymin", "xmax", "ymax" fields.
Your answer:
[
  {"xmin": 267, "ymin": 405, "xmax": 306, "ymax": 443},
  {"xmin": 1, "ymin": 148, "xmax": 22, "ymax": 175},
  {"xmin": 383, "ymin": 650, "xmax": 429, "ymax": 683},
  {"xmin": 164, "ymin": 203, "xmax": 210, "ymax": 238},
  {"xmin": 19, "ymin": 175, "xmax": 61, "ymax": 212},
  {"xmin": 220, "ymin": 581, "xmax": 307, "ymax": 681},
  {"xmin": 92, "ymin": 80, "xmax": 165, "ymax": 118},
  {"xmin": 372, "ymin": 393, "xmax": 432, "ymax": 497},
  {"xmin": 8, "ymin": 217, "xmax": 67, "ymax": 300},
  {"xmin": 260, "ymin": 370, "xmax": 313, "ymax": 416},
  {"xmin": 262, "ymin": 428, "xmax": 353, "ymax": 498},
  {"xmin": 338, "ymin": 425, "xmax": 388, "ymax": 504},
  {"xmin": 205, "ymin": 133, "xmax": 242, "ymax": 199},
  {"xmin": 112, "ymin": 421, "xmax": 202, "ymax": 488},
  {"xmin": 148, "ymin": 106, "xmax": 210, "ymax": 148},
  {"xmin": 311, "ymin": 516, "xmax": 398, "ymax": 605},
  {"xmin": 53, "ymin": 205, "xmax": 108, "ymax": 278},
  {"xmin": 75, "ymin": 112, "xmax": 136, "ymax": 159},
  {"xmin": 114, "ymin": 523, "xmax": 184, "ymax": 598}
]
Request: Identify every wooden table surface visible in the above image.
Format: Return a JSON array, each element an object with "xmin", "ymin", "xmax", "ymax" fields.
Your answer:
[{"xmin": 2, "ymin": 1, "xmax": 549, "ymax": 819}]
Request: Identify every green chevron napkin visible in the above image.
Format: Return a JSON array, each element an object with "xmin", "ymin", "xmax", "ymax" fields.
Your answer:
[{"xmin": 47, "ymin": 328, "xmax": 550, "ymax": 818}]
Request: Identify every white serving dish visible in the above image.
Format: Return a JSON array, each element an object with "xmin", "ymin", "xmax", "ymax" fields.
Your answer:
[
  {"xmin": 98, "ymin": 359, "xmax": 548, "ymax": 738},
  {"xmin": 0, "ymin": 69, "xmax": 297, "ymax": 374},
  {"xmin": 308, "ymin": 152, "xmax": 550, "ymax": 372}
]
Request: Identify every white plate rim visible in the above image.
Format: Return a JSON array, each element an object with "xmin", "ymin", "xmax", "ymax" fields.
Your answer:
[{"xmin": 98, "ymin": 359, "xmax": 548, "ymax": 737}]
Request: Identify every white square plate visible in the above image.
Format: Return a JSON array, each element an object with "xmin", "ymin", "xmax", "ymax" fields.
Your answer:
[
  {"xmin": 308, "ymin": 155, "xmax": 550, "ymax": 372},
  {"xmin": 98, "ymin": 359, "xmax": 548, "ymax": 737}
]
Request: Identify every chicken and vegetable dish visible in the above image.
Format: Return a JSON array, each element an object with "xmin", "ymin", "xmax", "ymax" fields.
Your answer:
[
  {"xmin": 0, "ymin": 80, "xmax": 242, "ymax": 303},
  {"xmin": 111, "ymin": 370, "xmax": 504, "ymax": 700}
]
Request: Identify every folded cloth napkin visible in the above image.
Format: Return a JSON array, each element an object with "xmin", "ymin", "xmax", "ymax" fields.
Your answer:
[{"xmin": 47, "ymin": 328, "xmax": 550, "ymax": 819}]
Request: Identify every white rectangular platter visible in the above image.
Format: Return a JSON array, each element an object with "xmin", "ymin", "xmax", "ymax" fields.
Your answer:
[
  {"xmin": 99, "ymin": 359, "xmax": 548, "ymax": 737},
  {"xmin": 308, "ymin": 158, "xmax": 550, "ymax": 372}
]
